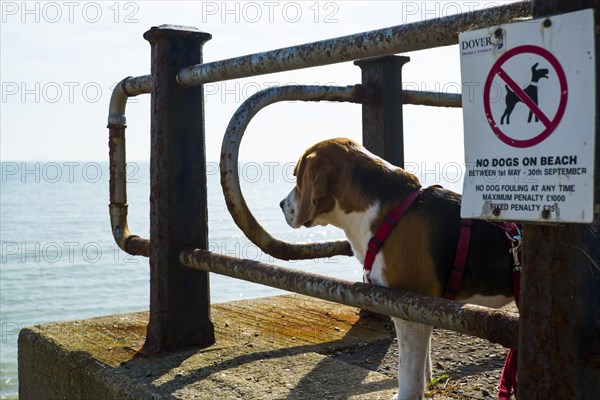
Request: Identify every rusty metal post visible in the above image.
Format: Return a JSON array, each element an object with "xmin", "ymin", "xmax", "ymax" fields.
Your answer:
[
  {"xmin": 143, "ymin": 25, "xmax": 215, "ymax": 351},
  {"xmin": 354, "ymin": 56, "xmax": 410, "ymax": 167},
  {"xmin": 519, "ymin": 1, "xmax": 600, "ymax": 399}
]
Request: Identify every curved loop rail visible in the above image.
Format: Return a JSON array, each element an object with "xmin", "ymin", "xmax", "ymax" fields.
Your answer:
[
  {"xmin": 221, "ymin": 85, "xmax": 378, "ymax": 260},
  {"xmin": 108, "ymin": 75, "xmax": 152, "ymax": 257}
]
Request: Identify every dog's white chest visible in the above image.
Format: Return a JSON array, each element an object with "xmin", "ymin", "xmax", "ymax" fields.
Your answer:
[{"xmin": 333, "ymin": 203, "xmax": 389, "ymax": 285}]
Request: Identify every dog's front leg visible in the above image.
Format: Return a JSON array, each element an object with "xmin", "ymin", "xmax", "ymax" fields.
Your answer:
[
  {"xmin": 391, "ymin": 317, "xmax": 432, "ymax": 400},
  {"xmin": 425, "ymin": 331, "xmax": 432, "ymax": 384}
]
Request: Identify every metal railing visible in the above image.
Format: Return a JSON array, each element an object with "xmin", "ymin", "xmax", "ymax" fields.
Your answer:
[
  {"xmin": 107, "ymin": 1, "xmax": 600, "ymax": 398},
  {"xmin": 107, "ymin": 0, "xmax": 530, "ymax": 362},
  {"xmin": 108, "ymin": 1, "xmax": 528, "ymax": 257}
]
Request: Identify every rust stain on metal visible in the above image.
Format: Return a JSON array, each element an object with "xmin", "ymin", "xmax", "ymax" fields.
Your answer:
[{"xmin": 124, "ymin": 236, "xmax": 151, "ymax": 258}]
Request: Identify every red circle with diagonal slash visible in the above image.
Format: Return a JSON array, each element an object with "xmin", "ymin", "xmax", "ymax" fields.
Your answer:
[{"xmin": 483, "ymin": 45, "xmax": 568, "ymax": 148}]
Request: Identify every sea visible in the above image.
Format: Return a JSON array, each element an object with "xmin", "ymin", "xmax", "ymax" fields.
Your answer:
[{"xmin": 0, "ymin": 161, "xmax": 463, "ymax": 399}]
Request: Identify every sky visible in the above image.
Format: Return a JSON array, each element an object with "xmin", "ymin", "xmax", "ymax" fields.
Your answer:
[{"xmin": 0, "ymin": 1, "xmax": 518, "ymax": 163}]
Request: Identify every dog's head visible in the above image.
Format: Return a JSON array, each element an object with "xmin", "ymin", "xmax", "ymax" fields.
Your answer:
[
  {"xmin": 280, "ymin": 138, "xmax": 420, "ymax": 229},
  {"xmin": 531, "ymin": 62, "xmax": 549, "ymax": 82},
  {"xmin": 280, "ymin": 141, "xmax": 338, "ymax": 229}
]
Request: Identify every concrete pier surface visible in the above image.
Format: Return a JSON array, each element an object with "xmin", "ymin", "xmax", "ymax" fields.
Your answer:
[
  {"xmin": 19, "ymin": 294, "xmax": 505, "ymax": 399},
  {"xmin": 19, "ymin": 294, "xmax": 399, "ymax": 399}
]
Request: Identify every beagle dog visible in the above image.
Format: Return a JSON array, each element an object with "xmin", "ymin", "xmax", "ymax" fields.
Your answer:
[{"xmin": 280, "ymin": 138, "xmax": 514, "ymax": 400}]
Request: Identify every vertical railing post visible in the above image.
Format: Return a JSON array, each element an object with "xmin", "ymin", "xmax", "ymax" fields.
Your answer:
[
  {"xmin": 519, "ymin": 1, "xmax": 600, "ymax": 399},
  {"xmin": 143, "ymin": 25, "xmax": 215, "ymax": 351},
  {"xmin": 355, "ymin": 56, "xmax": 410, "ymax": 167},
  {"xmin": 354, "ymin": 56, "xmax": 410, "ymax": 317}
]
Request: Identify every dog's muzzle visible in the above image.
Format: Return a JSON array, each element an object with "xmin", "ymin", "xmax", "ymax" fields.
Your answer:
[{"xmin": 280, "ymin": 190, "xmax": 300, "ymax": 228}]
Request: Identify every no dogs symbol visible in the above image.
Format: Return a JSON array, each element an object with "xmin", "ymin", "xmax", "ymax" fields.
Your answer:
[{"xmin": 483, "ymin": 45, "xmax": 568, "ymax": 148}]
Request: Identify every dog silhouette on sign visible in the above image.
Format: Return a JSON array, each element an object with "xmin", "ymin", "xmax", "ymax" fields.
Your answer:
[{"xmin": 500, "ymin": 62, "xmax": 549, "ymax": 125}]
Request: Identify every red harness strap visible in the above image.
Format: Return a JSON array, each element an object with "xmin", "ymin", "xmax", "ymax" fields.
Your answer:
[
  {"xmin": 363, "ymin": 188, "xmax": 422, "ymax": 283},
  {"xmin": 443, "ymin": 219, "xmax": 473, "ymax": 300}
]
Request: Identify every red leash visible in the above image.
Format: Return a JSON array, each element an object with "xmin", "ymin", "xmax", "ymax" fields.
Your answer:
[{"xmin": 497, "ymin": 223, "xmax": 522, "ymax": 400}]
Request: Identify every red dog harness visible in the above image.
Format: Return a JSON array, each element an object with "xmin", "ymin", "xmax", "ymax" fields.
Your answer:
[
  {"xmin": 363, "ymin": 188, "xmax": 423, "ymax": 283},
  {"xmin": 363, "ymin": 187, "xmax": 522, "ymax": 400}
]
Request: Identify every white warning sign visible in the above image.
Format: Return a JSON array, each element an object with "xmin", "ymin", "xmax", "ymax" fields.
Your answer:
[{"xmin": 460, "ymin": 9, "xmax": 596, "ymax": 223}]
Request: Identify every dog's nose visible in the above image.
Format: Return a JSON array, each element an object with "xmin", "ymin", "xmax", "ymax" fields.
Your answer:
[{"xmin": 279, "ymin": 200, "xmax": 285, "ymax": 210}]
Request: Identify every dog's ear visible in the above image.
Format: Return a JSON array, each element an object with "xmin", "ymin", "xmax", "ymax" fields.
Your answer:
[
  {"xmin": 532, "ymin": 62, "xmax": 539, "ymax": 70},
  {"xmin": 295, "ymin": 153, "xmax": 331, "ymax": 226}
]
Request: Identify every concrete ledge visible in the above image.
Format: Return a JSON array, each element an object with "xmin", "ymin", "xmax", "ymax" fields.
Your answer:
[{"xmin": 19, "ymin": 294, "xmax": 400, "ymax": 400}]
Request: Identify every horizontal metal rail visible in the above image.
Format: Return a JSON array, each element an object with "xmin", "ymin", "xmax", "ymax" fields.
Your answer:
[
  {"xmin": 404, "ymin": 90, "xmax": 461, "ymax": 108},
  {"xmin": 108, "ymin": 76, "xmax": 153, "ymax": 257},
  {"xmin": 177, "ymin": 1, "xmax": 531, "ymax": 86},
  {"xmin": 180, "ymin": 249, "xmax": 519, "ymax": 349}
]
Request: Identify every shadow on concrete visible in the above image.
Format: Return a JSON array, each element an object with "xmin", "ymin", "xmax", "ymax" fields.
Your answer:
[
  {"xmin": 121, "ymin": 317, "xmax": 396, "ymax": 399},
  {"xmin": 285, "ymin": 334, "xmax": 396, "ymax": 399}
]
